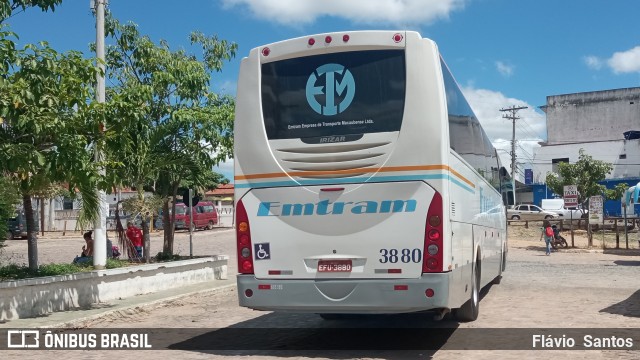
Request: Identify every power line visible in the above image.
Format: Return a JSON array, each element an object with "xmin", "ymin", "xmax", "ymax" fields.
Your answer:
[{"xmin": 500, "ymin": 105, "xmax": 528, "ymax": 205}]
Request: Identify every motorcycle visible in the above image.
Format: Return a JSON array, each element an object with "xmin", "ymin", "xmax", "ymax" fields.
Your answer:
[{"xmin": 550, "ymin": 225, "xmax": 568, "ymax": 249}]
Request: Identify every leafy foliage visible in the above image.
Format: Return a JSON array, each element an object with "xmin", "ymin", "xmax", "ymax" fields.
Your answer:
[
  {"xmin": 0, "ymin": 36, "xmax": 103, "ymax": 270},
  {"xmin": 0, "ymin": 176, "xmax": 20, "ymax": 242},
  {"xmin": 0, "ymin": 0, "xmax": 62, "ymax": 24},
  {"xmin": 102, "ymin": 15, "xmax": 237, "ymax": 257},
  {"xmin": 545, "ymin": 149, "xmax": 627, "ymax": 203}
]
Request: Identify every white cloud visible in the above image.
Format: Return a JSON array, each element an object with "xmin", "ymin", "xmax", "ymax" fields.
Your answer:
[
  {"xmin": 215, "ymin": 80, "xmax": 237, "ymax": 95},
  {"xmin": 462, "ymin": 86, "xmax": 546, "ymax": 178},
  {"xmin": 583, "ymin": 55, "xmax": 603, "ymax": 70},
  {"xmin": 220, "ymin": 0, "xmax": 466, "ymax": 26},
  {"xmin": 495, "ymin": 61, "xmax": 514, "ymax": 77},
  {"xmin": 607, "ymin": 46, "xmax": 640, "ymax": 74},
  {"xmin": 213, "ymin": 157, "xmax": 234, "ymax": 183}
]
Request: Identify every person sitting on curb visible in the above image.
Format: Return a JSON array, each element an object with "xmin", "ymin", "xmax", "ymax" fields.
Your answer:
[
  {"xmin": 72, "ymin": 231, "xmax": 94, "ymax": 264},
  {"xmin": 126, "ymin": 221, "xmax": 143, "ymax": 259}
]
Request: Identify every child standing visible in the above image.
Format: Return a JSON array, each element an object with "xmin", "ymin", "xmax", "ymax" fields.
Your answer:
[{"xmin": 540, "ymin": 220, "xmax": 553, "ymax": 255}]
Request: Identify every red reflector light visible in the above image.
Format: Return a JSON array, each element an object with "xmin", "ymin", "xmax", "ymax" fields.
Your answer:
[
  {"xmin": 261, "ymin": 47, "xmax": 270, "ymax": 56},
  {"xmin": 425, "ymin": 288, "xmax": 435, "ymax": 298},
  {"xmin": 394, "ymin": 285, "xmax": 408, "ymax": 291},
  {"xmin": 242, "ymin": 260, "xmax": 253, "ymax": 272},
  {"xmin": 258, "ymin": 284, "xmax": 271, "ymax": 290},
  {"xmin": 240, "ymin": 234, "xmax": 250, "ymax": 245},
  {"xmin": 388, "ymin": 269, "xmax": 402, "ymax": 274},
  {"xmin": 268, "ymin": 270, "xmax": 282, "ymax": 275},
  {"xmin": 426, "ymin": 258, "xmax": 438, "ymax": 270},
  {"xmin": 428, "ymin": 229, "xmax": 440, "ymax": 241},
  {"xmin": 308, "ymin": 38, "xmax": 315, "ymax": 46},
  {"xmin": 325, "ymin": 36, "xmax": 332, "ymax": 43},
  {"xmin": 343, "ymin": 34, "xmax": 350, "ymax": 42},
  {"xmin": 393, "ymin": 33, "xmax": 403, "ymax": 43},
  {"xmin": 245, "ymin": 289, "xmax": 253, "ymax": 297}
]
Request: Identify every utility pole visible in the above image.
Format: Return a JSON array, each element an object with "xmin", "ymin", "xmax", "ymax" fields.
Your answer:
[
  {"xmin": 92, "ymin": 0, "xmax": 108, "ymax": 269},
  {"xmin": 500, "ymin": 105, "xmax": 528, "ymax": 207}
]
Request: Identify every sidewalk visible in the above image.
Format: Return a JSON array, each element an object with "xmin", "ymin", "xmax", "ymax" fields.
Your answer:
[{"xmin": 0, "ymin": 278, "xmax": 236, "ymax": 329}]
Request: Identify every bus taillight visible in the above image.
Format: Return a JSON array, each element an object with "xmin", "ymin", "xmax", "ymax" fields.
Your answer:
[
  {"xmin": 423, "ymin": 192, "xmax": 443, "ymax": 273},
  {"xmin": 236, "ymin": 199, "xmax": 254, "ymax": 274}
]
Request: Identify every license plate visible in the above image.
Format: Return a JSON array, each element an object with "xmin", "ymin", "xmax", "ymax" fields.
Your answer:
[{"xmin": 317, "ymin": 259, "xmax": 352, "ymax": 272}]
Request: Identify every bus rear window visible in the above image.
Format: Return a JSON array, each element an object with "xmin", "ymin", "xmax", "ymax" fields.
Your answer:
[{"xmin": 261, "ymin": 50, "xmax": 406, "ymax": 140}]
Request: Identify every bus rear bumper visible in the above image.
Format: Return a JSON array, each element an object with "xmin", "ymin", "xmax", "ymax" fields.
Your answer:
[{"xmin": 237, "ymin": 273, "xmax": 453, "ymax": 314}]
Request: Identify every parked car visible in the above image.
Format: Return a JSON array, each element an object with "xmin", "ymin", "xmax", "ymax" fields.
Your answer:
[
  {"xmin": 541, "ymin": 199, "xmax": 588, "ymax": 219},
  {"xmin": 5, "ymin": 209, "xmax": 39, "ymax": 240},
  {"xmin": 174, "ymin": 201, "xmax": 219, "ymax": 231},
  {"xmin": 507, "ymin": 204, "xmax": 559, "ymax": 220}
]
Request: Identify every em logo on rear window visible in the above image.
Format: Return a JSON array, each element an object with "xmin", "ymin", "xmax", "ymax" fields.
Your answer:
[{"xmin": 306, "ymin": 63, "xmax": 355, "ymax": 116}]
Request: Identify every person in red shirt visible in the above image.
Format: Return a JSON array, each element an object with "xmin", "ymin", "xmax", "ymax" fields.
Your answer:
[{"xmin": 126, "ymin": 221, "xmax": 143, "ymax": 258}]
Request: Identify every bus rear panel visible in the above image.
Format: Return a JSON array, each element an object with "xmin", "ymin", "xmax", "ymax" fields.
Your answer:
[{"xmin": 234, "ymin": 31, "xmax": 505, "ymax": 316}]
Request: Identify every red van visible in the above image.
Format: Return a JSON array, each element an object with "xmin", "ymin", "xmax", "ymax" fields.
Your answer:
[{"xmin": 174, "ymin": 201, "xmax": 219, "ymax": 231}]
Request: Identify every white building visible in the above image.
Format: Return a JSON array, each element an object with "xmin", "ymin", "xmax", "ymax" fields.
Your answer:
[{"xmin": 530, "ymin": 87, "xmax": 640, "ymax": 214}]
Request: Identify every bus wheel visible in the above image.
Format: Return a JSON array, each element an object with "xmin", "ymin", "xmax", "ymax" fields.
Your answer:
[
  {"xmin": 493, "ymin": 250, "xmax": 504, "ymax": 285},
  {"xmin": 455, "ymin": 263, "xmax": 480, "ymax": 322}
]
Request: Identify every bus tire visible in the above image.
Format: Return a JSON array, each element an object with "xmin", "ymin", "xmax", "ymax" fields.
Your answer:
[
  {"xmin": 455, "ymin": 263, "xmax": 480, "ymax": 322},
  {"xmin": 492, "ymin": 248, "xmax": 504, "ymax": 285},
  {"xmin": 501, "ymin": 247, "xmax": 507, "ymax": 271}
]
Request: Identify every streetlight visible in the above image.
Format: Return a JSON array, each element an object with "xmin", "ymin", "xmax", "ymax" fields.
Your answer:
[
  {"xmin": 497, "ymin": 148, "xmax": 516, "ymax": 206},
  {"xmin": 91, "ymin": 0, "xmax": 108, "ymax": 269}
]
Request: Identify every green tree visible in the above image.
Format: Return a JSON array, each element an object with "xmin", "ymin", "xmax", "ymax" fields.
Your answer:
[
  {"xmin": 103, "ymin": 16, "xmax": 236, "ymax": 260},
  {"xmin": 545, "ymin": 149, "xmax": 627, "ymax": 205},
  {"xmin": 0, "ymin": 39, "xmax": 102, "ymax": 270},
  {"xmin": 0, "ymin": 176, "xmax": 20, "ymax": 243},
  {"xmin": 545, "ymin": 149, "xmax": 628, "ymax": 246}
]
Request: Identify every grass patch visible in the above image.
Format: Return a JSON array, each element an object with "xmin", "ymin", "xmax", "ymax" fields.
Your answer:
[{"xmin": 0, "ymin": 258, "xmax": 131, "ymax": 282}]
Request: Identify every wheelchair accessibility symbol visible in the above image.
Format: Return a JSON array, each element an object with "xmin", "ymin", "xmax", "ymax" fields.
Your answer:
[{"xmin": 254, "ymin": 243, "xmax": 271, "ymax": 260}]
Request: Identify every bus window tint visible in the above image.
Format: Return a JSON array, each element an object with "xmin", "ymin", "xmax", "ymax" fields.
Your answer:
[
  {"xmin": 261, "ymin": 50, "xmax": 406, "ymax": 140},
  {"xmin": 442, "ymin": 58, "xmax": 499, "ymax": 188}
]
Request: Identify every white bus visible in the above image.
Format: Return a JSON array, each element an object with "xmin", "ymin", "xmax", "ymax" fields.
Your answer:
[{"xmin": 234, "ymin": 31, "xmax": 508, "ymax": 322}]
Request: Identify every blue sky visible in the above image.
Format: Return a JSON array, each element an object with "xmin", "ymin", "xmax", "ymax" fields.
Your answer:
[{"xmin": 5, "ymin": 0, "xmax": 640, "ymax": 181}]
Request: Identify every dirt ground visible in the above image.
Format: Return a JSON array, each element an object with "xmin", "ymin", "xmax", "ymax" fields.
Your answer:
[
  {"xmin": 2, "ymin": 224, "xmax": 639, "ymax": 359},
  {"xmin": 508, "ymin": 221, "xmax": 640, "ymax": 252},
  {"xmin": 2, "ymin": 220, "xmax": 639, "ymax": 266}
]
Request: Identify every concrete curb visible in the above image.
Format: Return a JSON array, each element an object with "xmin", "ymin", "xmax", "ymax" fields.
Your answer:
[{"xmin": 0, "ymin": 256, "xmax": 229, "ymax": 322}]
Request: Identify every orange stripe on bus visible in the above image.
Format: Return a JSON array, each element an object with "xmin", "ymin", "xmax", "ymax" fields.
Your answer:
[{"xmin": 235, "ymin": 165, "xmax": 475, "ymax": 188}]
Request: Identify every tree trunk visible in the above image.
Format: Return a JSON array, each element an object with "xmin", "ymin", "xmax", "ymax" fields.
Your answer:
[
  {"xmin": 23, "ymin": 194, "xmax": 38, "ymax": 271},
  {"xmin": 142, "ymin": 216, "xmax": 151, "ymax": 263},
  {"xmin": 162, "ymin": 199, "xmax": 172, "ymax": 255}
]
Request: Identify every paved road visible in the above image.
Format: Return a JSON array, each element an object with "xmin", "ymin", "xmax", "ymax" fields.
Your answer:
[{"xmin": 2, "ymin": 229, "xmax": 639, "ymax": 359}]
